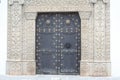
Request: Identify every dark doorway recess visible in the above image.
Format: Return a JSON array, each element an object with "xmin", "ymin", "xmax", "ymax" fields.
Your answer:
[{"xmin": 35, "ymin": 12, "xmax": 81, "ymax": 75}]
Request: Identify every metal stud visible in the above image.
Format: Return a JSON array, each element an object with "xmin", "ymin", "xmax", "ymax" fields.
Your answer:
[
  {"xmin": 58, "ymin": 33, "xmax": 60, "ymax": 36},
  {"xmin": 43, "ymin": 49, "xmax": 45, "ymax": 52},
  {"xmin": 48, "ymin": 29, "xmax": 51, "ymax": 32},
  {"xmin": 75, "ymin": 22, "xmax": 78, "ymax": 25},
  {"xmin": 61, "ymin": 17, "xmax": 63, "ymax": 19},
  {"xmin": 38, "ymin": 63, "xmax": 41, "ymax": 66},
  {"xmin": 58, "ymin": 19, "xmax": 61, "ymax": 22},
  {"xmin": 78, "ymin": 25, "xmax": 80, "ymax": 27},
  {"xmin": 36, "ymin": 33, "xmax": 39, "ymax": 36},
  {"xmin": 58, "ymin": 67, "xmax": 60, "ymax": 69},
  {"xmin": 72, "ymin": 18, "xmax": 75, "ymax": 20},
  {"xmin": 66, "ymin": 19, "xmax": 70, "ymax": 24},
  {"xmin": 60, "ymin": 22, "xmax": 63, "ymax": 24},
  {"xmin": 61, "ymin": 28, "xmax": 63, "ymax": 32},
  {"xmin": 58, "ymin": 46, "xmax": 61, "ymax": 48},
  {"xmin": 76, "ymin": 28, "xmax": 78, "ymax": 32},
  {"xmin": 61, "ymin": 57, "xmax": 63, "ymax": 59},
  {"xmin": 55, "ymin": 33, "xmax": 58, "ymax": 36},
  {"xmin": 38, "ymin": 37, "xmax": 41, "ymax": 39},
  {"xmin": 39, "ymin": 22, "xmax": 42, "ymax": 25},
  {"xmin": 61, "ymin": 55, "xmax": 63, "ymax": 57},
  {"xmin": 56, "ymin": 50, "xmax": 57, "ymax": 52},
  {"xmin": 55, "ymin": 40, "xmax": 58, "ymax": 42},
  {"xmin": 61, "ymin": 46, "xmax": 63, "ymax": 48},
  {"xmin": 66, "ymin": 28, "xmax": 68, "ymax": 32},
  {"xmin": 37, "ymin": 25, "xmax": 39, "ymax": 27},
  {"xmin": 61, "ymin": 37, "xmax": 63, "ymax": 39},
  {"xmin": 75, "ymin": 43, "xmax": 78, "ymax": 46},
  {"xmin": 58, "ymin": 26, "xmax": 61, "ymax": 28},
  {"xmin": 43, "ymin": 29, "xmax": 45, "ymax": 32},
  {"xmin": 76, "ymin": 19, "xmax": 78, "ymax": 22},
  {"xmin": 53, "ymin": 22, "xmax": 56, "ymax": 25},
  {"xmin": 53, "ymin": 28, "xmax": 56, "ymax": 32},
  {"xmin": 55, "ymin": 46, "xmax": 57, "ymax": 48},
  {"xmin": 46, "ymin": 20, "xmax": 50, "ymax": 25},
  {"xmin": 75, "ymin": 36, "xmax": 78, "ymax": 39},
  {"xmin": 60, "ymin": 43, "xmax": 63, "ymax": 46},
  {"xmin": 70, "ymin": 28, "xmax": 73, "ymax": 32},
  {"xmin": 56, "ymin": 66, "xmax": 57, "ymax": 69},
  {"xmin": 58, "ymin": 50, "xmax": 60, "ymax": 52},
  {"xmin": 55, "ymin": 60, "xmax": 57, "ymax": 62},
  {"xmin": 36, "ymin": 39, "xmax": 39, "ymax": 42},
  {"xmin": 53, "ymin": 56, "xmax": 56, "ymax": 59},
  {"xmin": 38, "ymin": 43, "xmax": 40, "ymax": 45},
  {"xmin": 55, "ymin": 20, "xmax": 57, "ymax": 22},
  {"xmin": 53, "ymin": 63, "xmax": 55, "ymax": 65},
  {"xmin": 53, "ymin": 17, "xmax": 55, "ymax": 20},
  {"xmin": 61, "ymin": 64, "xmax": 63, "ymax": 66}
]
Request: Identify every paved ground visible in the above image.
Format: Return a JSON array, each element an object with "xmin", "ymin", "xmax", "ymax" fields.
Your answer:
[{"xmin": 0, "ymin": 75, "xmax": 118, "ymax": 80}]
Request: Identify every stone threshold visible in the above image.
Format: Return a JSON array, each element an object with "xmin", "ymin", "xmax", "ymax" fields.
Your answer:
[{"xmin": 0, "ymin": 75, "xmax": 114, "ymax": 80}]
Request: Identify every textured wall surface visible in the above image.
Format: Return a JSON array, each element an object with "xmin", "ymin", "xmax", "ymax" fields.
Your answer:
[{"xmin": 7, "ymin": 0, "xmax": 111, "ymax": 76}]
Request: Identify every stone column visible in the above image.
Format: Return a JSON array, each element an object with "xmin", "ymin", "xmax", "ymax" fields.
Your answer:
[
  {"xmin": 7, "ymin": 0, "xmax": 24, "ymax": 75},
  {"xmin": 79, "ymin": 11, "xmax": 93, "ymax": 76},
  {"xmin": 22, "ymin": 12, "xmax": 37, "ymax": 75},
  {"xmin": 90, "ymin": 0, "xmax": 111, "ymax": 76}
]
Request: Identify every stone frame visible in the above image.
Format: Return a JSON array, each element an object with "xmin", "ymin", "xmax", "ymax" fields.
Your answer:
[{"xmin": 7, "ymin": 0, "xmax": 111, "ymax": 76}]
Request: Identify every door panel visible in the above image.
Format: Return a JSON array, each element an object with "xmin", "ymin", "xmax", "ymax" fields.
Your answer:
[
  {"xmin": 36, "ymin": 12, "xmax": 81, "ymax": 75},
  {"xmin": 60, "ymin": 52, "xmax": 78, "ymax": 73}
]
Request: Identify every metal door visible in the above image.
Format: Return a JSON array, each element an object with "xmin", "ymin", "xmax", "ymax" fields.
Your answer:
[{"xmin": 36, "ymin": 12, "xmax": 81, "ymax": 75}]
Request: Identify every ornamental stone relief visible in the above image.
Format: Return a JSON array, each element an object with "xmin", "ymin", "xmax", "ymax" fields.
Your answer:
[
  {"xmin": 7, "ymin": 0, "xmax": 110, "ymax": 76},
  {"xmin": 94, "ymin": 0, "xmax": 106, "ymax": 62}
]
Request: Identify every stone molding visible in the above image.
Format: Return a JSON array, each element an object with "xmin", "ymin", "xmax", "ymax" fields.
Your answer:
[
  {"xmin": 79, "ymin": 11, "xmax": 92, "ymax": 20},
  {"xmin": 90, "ymin": 0, "xmax": 109, "ymax": 4},
  {"xmin": 8, "ymin": 0, "xmax": 24, "ymax": 5},
  {"xmin": 25, "ymin": 12, "xmax": 37, "ymax": 20}
]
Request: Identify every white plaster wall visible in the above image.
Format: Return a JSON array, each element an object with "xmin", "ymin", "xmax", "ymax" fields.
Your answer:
[{"xmin": 0, "ymin": 0, "xmax": 120, "ymax": 77}]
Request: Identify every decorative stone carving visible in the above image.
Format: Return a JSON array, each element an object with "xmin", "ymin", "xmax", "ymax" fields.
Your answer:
[
  {"xmin": 7, "ymin": 61, "xmax": 22, "ymax": 75},
  {"xmin": 90, "ymin": 0, "xmax": 109, "ymax": 4},
  {"xmin": 105, "ymin": 1, "xmax": 110, "ymax": 62},
  {"xmin": 7, "ymin": 1, "xmax": 23, "ymax": 61},
  {"xmin": 8, "ymin": 0, "xmax": 24, "ymax": 5},
  {"xmin": 94, "ymin": 0, "xmax": 106, "ymax": 61},
  {"xmin": 7, "ymin": 0, "xmax": 110, "ymax": 76},
  {"xmin": 80, "ymin": 62, "xmax": 92, "ymax": 76},
  {"xmin": 25, "ymin": 0, "xmax": 90, "ymax": 6},
  {"xmin": 92, "ymin": 63, "xmax": 111, "ymax": 76},
  {"xmin": 22, "ymin": 61, "xmax": 36, "ymax": 75},
  {"xmin": 90, "ymin": 0, "xmax": 97, "ymax": 3},
  {"xmin": 103, "ymin": 0, "xmax": 109, "ymax": 3},
  {"xmin": 25, "ymin": 12, "xmax": 37, "ymax": 20},
  {"xmin": 79, "ymin": 11, "xmax": 92, "ymax": 20}
]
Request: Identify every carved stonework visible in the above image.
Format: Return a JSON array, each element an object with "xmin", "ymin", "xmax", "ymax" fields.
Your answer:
[
  {"xmin": 7, "ymin": 1, "xmax": 23, "ymax": 61},
  {"xmin": 90, "ymin": 0, "xmax": 109, "ymax": 4},
  {"xmin": 8, "ymin": 0, "xmax": 24, "ymax": 5},
  {"xmin": 25, "ymin": 12, "xmax": 37, "ymax": 20},
  {"xmin": 7, "ymin": 0, "xmax": 110, "ymax": 76},
  {"xmin": 94, "ymin": 0, "xmax": 106, "ymax": 61},
  {"xmin": 7, "ymin": 61, "xmax": 22, "ymax": 75},
  {"xmin": 92, "ymin": 63, "xmax": 111, "ymax": 76}
]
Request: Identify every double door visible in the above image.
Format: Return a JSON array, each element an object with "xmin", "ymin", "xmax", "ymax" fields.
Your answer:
[{"xmin": 36, "ymin": 12, "xmax": 81, "ymax": 75}]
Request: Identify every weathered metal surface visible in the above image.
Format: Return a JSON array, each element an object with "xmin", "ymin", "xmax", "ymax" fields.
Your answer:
[{"xmin": 36, "ymin": 12, "xmax": 81, "ymax": 75}]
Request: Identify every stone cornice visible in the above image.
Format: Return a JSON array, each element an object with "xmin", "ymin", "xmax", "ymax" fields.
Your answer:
[
  {"xmin": 90, "ymin": 0, "xmax": 109, "ymax": 4},
  {"xmin": 8, "ymin": 0, "xmax": 24, "ymax": 5}
]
